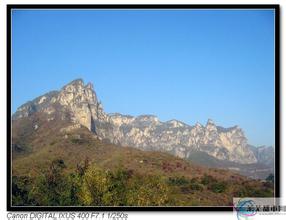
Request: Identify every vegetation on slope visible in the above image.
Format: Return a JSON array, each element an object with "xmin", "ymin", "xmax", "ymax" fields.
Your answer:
[
  {"xmin": 12, "ymin": 157, "xmax": 274, "ymax": 206},
  {"xmin": 11, "ymin": 116, "xmax": 274, "ymax": 206}
]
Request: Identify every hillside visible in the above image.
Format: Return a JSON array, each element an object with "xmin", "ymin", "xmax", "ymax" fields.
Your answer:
[
  {"xmin": 12, "ymin": 113, "xmax": 273, "ymax": 206},
  {"xmin": 12, "ymin": 79, "xmax": 274, "ymax": 179}
]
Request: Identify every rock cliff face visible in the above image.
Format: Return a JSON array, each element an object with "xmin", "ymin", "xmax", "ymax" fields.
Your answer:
[
  {"xmin": 249, "ymin": 145, "xmax": 274, "ymax": 167},
  {"xmin": 13, "ymin": 79, "xmax": 271, "ymax": 165},
  {"xmin": 94, "ymin": 115, "xmax": 257, "ymax": 164},
  {"xmin": 13, "ymin": 79, "xmax": 107, "ymax": 132}
]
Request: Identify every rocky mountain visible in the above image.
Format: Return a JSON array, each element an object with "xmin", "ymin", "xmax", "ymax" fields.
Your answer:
[
  {"xmin": 13, "ymin": 79, "xmax": 107, "ymax": 129},
  {"xmin": 248, "ymin": 145, "xmax": 274, "ymax": 167},
  {"xmin": 97, "ymin": 115, "xmax": 257, "ymax": 164},
  {"xmin": 12, "ymin": 79, "xmax": 274, "ymax": 176}
]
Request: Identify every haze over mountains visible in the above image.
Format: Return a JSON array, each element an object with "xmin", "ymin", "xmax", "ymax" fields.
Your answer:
[{"xmin": 13, "ymin": 79, "xmax": 274, "ymax": 179}]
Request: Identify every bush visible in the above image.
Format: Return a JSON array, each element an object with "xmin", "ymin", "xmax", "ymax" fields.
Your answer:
[
  {"xmin": 201, "ymin": 174, "xmax": 216, "ymax": 185},
  {"xmin": 167, "ymin": 176, "xmax": 190, "ymax": 186},
  {"xmin": 79, "ymin": 165, "xmax": 132, "ymax": 206},
  {"xmin": 79, "ymin": 164, "xmax": 170, "ymax": 206},
  {"xmin": 209, "ymin": 182, "xmax": 227, "ymax": 193},
  {"xmin": 236, "ymin": 186, "xmax": 273, "ymax": 198},
  {"xmin": 200, "ymin": 175, "xmax": 227, "ymax": 193},
  {"xmin": 12, "ymin": 176, "xmax": 34, "ymax": 205},
  {"xmin": 76, "ymin": 157, "xmax": 90, "ymax": 176},
  {"xmin": 102, "ymin": 169, "xmax": 131, "ymax": 206},
  {"xmin": 79, "ymin": 165, "xmax": 110, "ymax": 206},
  {"xmin": 126, "ymin": 175, "xmax": 170, "ymax": 206},
  {"xmin": 70, "ymin": 138, "xmax": 87, "ymax": 145},
  {"xmin": 189, "ymin": 182, "xmax": 204, "ymax": 191},
  {"xmin": 13, "ymin": 160, "xmax": 172, "ymax": 206},
  {"xmin": 29, "ymin": 159, "xmax": 80, "ymax": 206}
]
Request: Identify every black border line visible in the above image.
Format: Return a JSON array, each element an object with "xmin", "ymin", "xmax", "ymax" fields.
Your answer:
[
  {"xmin": 274, "ymin": 5, "xmax": 280, "ymax": 202},
  {"xmin": 7, "ymin": 4, "xmax": 280, "ymax": 212}
]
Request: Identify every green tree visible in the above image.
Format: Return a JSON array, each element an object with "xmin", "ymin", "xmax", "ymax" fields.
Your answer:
[
  {"xmin": 79, "ymin": 165, "xmax": 111, "ymax": 206},
  {"xmin": 209, "ymin": 182, "xmax": 227, "ymax": 193},
  {"xmin": 79, "ymin": 165, "xmax": 130, "ymax": 206},
  {"xmin": 102, "ymin": 169, "xmax": 130, "ymax": 205},
  {"xmin": 126, "ymin": 175, "xmax": 170, "ymax": 206},
  {"xmin": 80, "ymin": 165, "xmax": 171, "ymax": 206},
  {"xmin": 29, "ymin": 159, "xmax": 78, "ymax": 206},
  {"xmin": 201, "ymin": 174, "xmax": 216, "ymax": 185},
  {"xmin": 12, "ymin": 176, "xmax": 35, "ymax": 205}
]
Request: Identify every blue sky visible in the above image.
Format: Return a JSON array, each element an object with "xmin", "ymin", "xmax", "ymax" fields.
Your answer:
[{"xmin": 12, "ymin": 9, "xmax": 275, "ymax": 146}]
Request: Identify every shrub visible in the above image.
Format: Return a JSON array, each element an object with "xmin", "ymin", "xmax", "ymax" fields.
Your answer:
[
  {"xmin": 80, "ymin": 165, "xmax": 170, "ymax": 206},
  {"xmin": 79, "ymin": 165, "xmax": 110, "ymax": 206},
  {"xmin": 235, "ymin": 184, "xmax": 273, "ymax": 198},
  {"xmin": 201, "ymin": 174, "xmax": 216, "ymax": 185},
  {"xmin": 79, "ymin": 165, "xmax": 131, "ymax": 206},
  {"xmin": 76, "ymin": 157, "xmax": 90, "ymax": 176},
  {"xmin": 209, "ymin": 182, "xmax": 227, "ymax": 193},
  {"xmin": 102, "ymin": 169, "xmax": 130, "ymax": 206},
  {"xmin": 189, "ymin": 182, "xmax": 204, "ymax": 191},
  {"xmin": 70, "ymin": 138, "xmax": 87, "ymax": 145},
  {"xmin": 28, "ymin": 159, "xmax": 78, "ymax": 206},
  {"xmin": 12, "ymin": 176, "xmax": 34, "ymax": 205},
  {"xmin": 126, "ymin": 175, "xmax": 170, "ymax": 206},
  {"xmin": 167, "ymin": 176, "xmax": 190, "ymax": 186}
]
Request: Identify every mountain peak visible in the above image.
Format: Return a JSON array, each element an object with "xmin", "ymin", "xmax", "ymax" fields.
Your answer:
[
  {"xmin": 62, "ymin": 79, "xmax": 95, "ymax": 94},
  {"xmin": 206, "ymin": 119, "xmax": 215, "ymax": 125},
  {"xmin": 85, "ymin": 82, "xmax": 94, "ymax": 90},
  {"xmin": 66, "ymin": 78, "xmax": 84, "ymax": 86},
  {"xmin": 61, "ymin": 79, "xmax": 85, "ymax": 92},
  {"xmin": 195, "ymin": 122, "xmax": 203, "ymax": 128},
  {"xmin": 167, "ymin": 119, "xmax": 186, "ymax": 128}
]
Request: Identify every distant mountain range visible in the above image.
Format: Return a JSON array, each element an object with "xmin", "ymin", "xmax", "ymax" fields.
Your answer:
[{"xmin": 12, "ymin": 79, "xmax": 274, "ymax": 179}]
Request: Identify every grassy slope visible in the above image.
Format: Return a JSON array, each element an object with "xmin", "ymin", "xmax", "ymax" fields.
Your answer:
[
  {"xmin": 187, "ymin": 151, "xmax": 273, "ymax": 179},
  {"xmin": 12, "ymin": 115, "xmax": 274, "ymax": 206}
]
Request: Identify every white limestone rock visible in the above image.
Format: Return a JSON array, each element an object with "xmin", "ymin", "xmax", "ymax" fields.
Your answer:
[{"xmin": 12, "ymin": 79, "xmax": 260, "ymax": 164}]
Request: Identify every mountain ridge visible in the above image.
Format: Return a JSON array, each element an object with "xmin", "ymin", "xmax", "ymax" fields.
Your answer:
[{"xmin": 12, "ymin": 78, "xmax": 274, "ymax": 176}]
